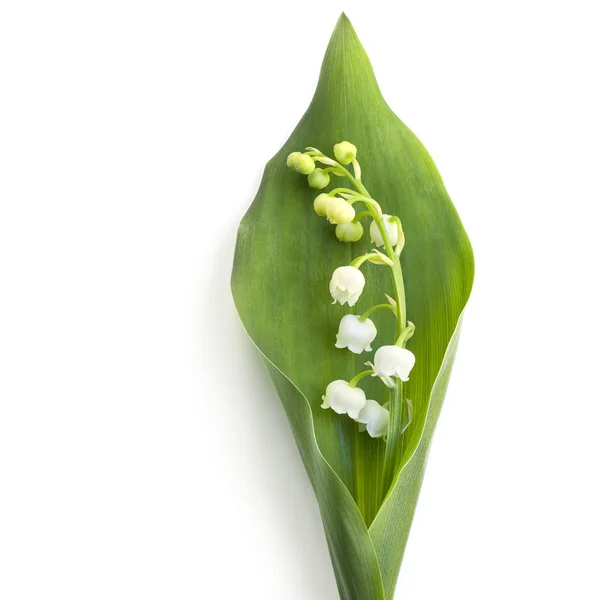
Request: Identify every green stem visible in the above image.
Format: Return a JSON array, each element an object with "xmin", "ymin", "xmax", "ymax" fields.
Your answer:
[
  {"xmin": 328, "ymin": 187, "xmax": 357, "ymax": 196},
  {"xmin": 350, "ymin": 252, "xmax": 380, "ymax": 269},
  {"xmin": 348, "ymin": 369, "xmax": 373, "ymax": 388},
  {"xmin": 388, "ymin": 215, "xmax": 405, "ymax": 255},
  {"xmin": 346, "ymin": 194, "xmax": 382, "ymax": 214},
  {"xmin": 321, "ymin": 154, "xmax": 409, "ymax": 500},
  {"xmin": 395, "ymin": 323, "xmax": 415, "ymax": 347},
  {"xmin": 359, "ymin": 303, "xmax": 396, "ymax": 322},
  {"xmin": 334, "ymin": 162, "xmax": 408, "ymax": 499},
  {"xmin": 354, "ymin": 426, "xmax": 365, "ymax": 516},
  {"xmin": 381, "ymin": 382, "xmax": 403, "ymax": 494},
  {"xmin": 350, "ymin": 181, "xmax": 406, "ymax": 334}
]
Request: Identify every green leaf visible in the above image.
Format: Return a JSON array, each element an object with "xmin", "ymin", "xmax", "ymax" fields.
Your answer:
[{"xmin": 231, "ymin": 13, "xmax": 474, "ymax": 600}]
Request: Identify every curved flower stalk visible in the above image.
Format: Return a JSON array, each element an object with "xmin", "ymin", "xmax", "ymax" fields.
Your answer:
[{"xmin": 231, "ymin": 13, "xmax": 474, "ymax": 600}]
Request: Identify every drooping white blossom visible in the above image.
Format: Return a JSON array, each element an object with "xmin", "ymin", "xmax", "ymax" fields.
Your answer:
[
  {"xmin": 370, "ymin": 214, "xmax": 399, "ymax": 247},
  {"xmin": 329, "ymin": 266, "xmax": 365, "ymax": 307},
  {"xmin": 335, "ymin": 314, "xmax": 377, "ymax": 354},
  {"xmin": 356, "ymin": 400, "xmax": 390, "ymax": 438},
  {"xmin": 321, "ymin": 380, "xmax": 367, "ymax": 419},
  {"xmin": 373, "ymin": 345, "xmax": 415, "ymax": 381}
]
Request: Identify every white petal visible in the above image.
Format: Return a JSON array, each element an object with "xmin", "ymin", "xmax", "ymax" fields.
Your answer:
[
  {"xmin": 393, "ymin": 348, "xmax": 416, "ymax": 381},
  {"xmin": 329, "ymin": 267, "xmax": 365, "ymax": 306},
  {"xmin": 385, "ymin": 216, "xmax": 399, "ymax": 246},
  {"xmin": 355, "ymin": 400, "xmax": 389, "ymax": 438},
  {"xmin": 366, "ymin": 407, "xmax": 389, "ymax": 438},
  {"xmin": 345, "ymin": 389, "xmax": 367, "ymax": 419},
  {"xmin": 322, "ymin": 380, "xmax": 366, "ymax": 419},
  {"xmin": 335, "ymin": 314, "xmax": 377, "ymax": 354},
  {"xmin": 347, "ymin": 341, "xmax": 369, "ymax": 354},
  {"xmin": 369, "ymin": 219, "xmax": 384, "ymax": 246},
  {"xmin": 347, "ymin": 292, "xmax": 359, "ymax": 307},
  {"xmin": 329, "ymin": 271, "xmax": 341, "ymax": 294},
  {"xmin": 373, "ymin": 345, "xmax": 416, "ymax": 381},
  {"xmin": 356, "ymin": 399, "xmax": 381, "ymax": 424},
  {"xmin": 369, "ymin": 215, "xmax": 399, "ymax": 247}
]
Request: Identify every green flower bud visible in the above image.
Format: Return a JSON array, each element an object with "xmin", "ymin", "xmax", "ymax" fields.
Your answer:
[
  {"xmin": 286, "ymin": 151, "xmax": 302, "ymax": 168},
  {"xmin": 333, "ymin": 141, "xmax": 357, "ymax": 165},
  {"xmin": 294, "ymin": 153, "xmax": 316, "ymax": 174},
  {"xmin": 326, "ymin": 197, "xmax": 356, "ymax": 224},
  {"xmin": 335, "ymin": 221, "xmax": 363, "ymax": 243},
  {"xmin": 314, "ymin": 193, "xmax": 333, "ymax": 217},
  {"xmin": 307, "ymin": 168, "xmax": 330, "ymax": 189}
]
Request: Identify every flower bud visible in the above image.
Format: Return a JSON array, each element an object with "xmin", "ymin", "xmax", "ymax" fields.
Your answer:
[
  {"xmin": 370, "ymin": 214, "xmax": 400, "ymax": 247},
  {"xmin": 307, "ymin": 168, "xmax": 330, "ymax": 189},
  {"xmin": 326, "ymin": 197, "xmax": 355, "ymax": 224},
  {"xmin": 321, "ymin": 380, "xmax": 367, "ymax": 419},
  {"xmin": 335, "ymin": 221, "xmax": 363, "ymax": 243},
  {"xmin": 335, "ymin": 314, "xmax": 377, "ymax": 354},
  {"xmin": 333, "ymin": 141, "xmax": 357, "ymax": 165},
  {"xmin": 294, "ymin": 153, "xmax": 316, "ymax": 174},
  {"xmin": 356, "ymin": 400, "xmax": 389, "ymax": 438},
  {"xmin": 329, "ymin": 266, "xmax": 365, "ymax": 307},
  {"xmin": 373, "ymin": 345, "xmax": 416, "ymax": 382},
  {"xmin": 286, "ymin": 151, "xmax": 302, "ymax": 168},
  {"xmin": 314, "ymin": 193, "xmax": 332, "ymax": 217}
]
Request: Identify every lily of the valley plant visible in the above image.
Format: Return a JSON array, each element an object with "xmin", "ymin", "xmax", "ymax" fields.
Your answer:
[
  {"xmin": 289, "ymin": 141, "xmax": 418, "ymax": 495},
  {"xmin": 232, "ymin": 14, "xmax": 474, "ymax": 600}
]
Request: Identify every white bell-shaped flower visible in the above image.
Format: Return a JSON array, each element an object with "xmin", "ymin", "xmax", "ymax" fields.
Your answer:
[
  {"xmin": 335, "ymin": 314, "xmax": 377, "ymax": 354},
  {"xmin": 373, "ymin": 345, "xmax": 416, "ymax": 381},
  {"xmin": 321, "ymin": 380, "xmax": 366, "ymax": 419},
  {"xmin": 329, "ymin": 266, "xmax": 365, "ymax": 307},
  {"xmin": 356, "ymin": 400, "xmax": 390, "ymax": 438},
  {"xmin": 370, "ymin": 214, "xmax": 399, "ymax": 247}
]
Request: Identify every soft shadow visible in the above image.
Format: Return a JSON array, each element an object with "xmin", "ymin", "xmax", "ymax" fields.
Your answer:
[{"xmin": 195, "ymin": 225, "xmax": 339, "ymax": 598}]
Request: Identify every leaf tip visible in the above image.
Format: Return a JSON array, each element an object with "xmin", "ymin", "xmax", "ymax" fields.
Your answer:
[{"xmin": 332, "ymin": 11, "xmax": 357, "ymax": 40}]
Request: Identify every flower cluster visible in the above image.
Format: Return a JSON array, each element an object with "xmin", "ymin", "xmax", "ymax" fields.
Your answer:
[{"xmin": 287, "ymin": 142, "xmax": 416, "ymax": 440}]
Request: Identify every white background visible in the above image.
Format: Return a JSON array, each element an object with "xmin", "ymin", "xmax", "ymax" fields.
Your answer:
[{"xmin": 1, "ymin": 1, "xmax": 599, "ymax": 598}]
